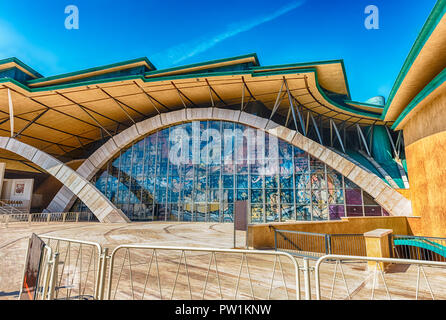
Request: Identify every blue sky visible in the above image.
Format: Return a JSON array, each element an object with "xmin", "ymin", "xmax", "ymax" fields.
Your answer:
[{"xmin": 0, "ymin": 0, "xmax": 438, "ymax": 102}]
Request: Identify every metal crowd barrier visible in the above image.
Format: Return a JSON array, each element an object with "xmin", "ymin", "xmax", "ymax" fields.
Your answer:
[
  {"xmin": 1, "ymin": 212, "xmax": 97, "ymax": 227},
  {"xmin": 392, "ymin": 234, "xmax": 446, "ymax": 262},
  {"xmin": 106, "ymin": 245, "xmax": 301, "ymax": 300},
  {"xmin": 314, "ymin": 254, "xmax": 446, "ymax": 300},
  {"xmin": 274, "ymin": 229, "xmax": 366, "ymax": 259},
  {"xmin": 26, "ymin": 236, "xmax": 446, "ymax": 300},
  {"xmin": 39, "ymin": 236, "xmax": 107, "ymax": 300}
]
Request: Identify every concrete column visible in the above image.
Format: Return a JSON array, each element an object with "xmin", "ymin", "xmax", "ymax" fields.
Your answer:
[{"xmin": 364, "ymin": 229, "xmax": 393, "ymax": 271}]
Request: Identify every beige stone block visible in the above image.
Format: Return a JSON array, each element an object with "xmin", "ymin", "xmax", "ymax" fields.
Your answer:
[
  {"xmin": 318, "ymin": 149, "xmax": 331, "ymax": 163},
  {"xmin": 47, "ymin": 185, "xmax": 76, "ymax": 213},
  {"xmin": 300, "ymin": 136, "xmax": 311, "ymax": 152},
  {"xmin": 63, "ymin": 173, "xmax": 87, "ymax": 195},
  {"xmin": 89, "ymin": 149, "xmax": 109, "ymax": 169},
  {"xmin": 307, "ymin": 140, "xmax": 324, "ymax": 159},
  {"xmin": 56, "ymin": 186, "xmax": 75, "ymax": 204},
  {"xmin": 88, "ymin": 197, "xmax": 109, "ymax": 217},
  {"xmin": 239, "ymin": 112, "xmax": 268, "ymax": 130},
  {"xmin": 161, "ymin": 109, "xmax": 186, "ymax": 126},
  {"xmin": 31, "ymin": 150, "xmax": 60, "ymax": 171},
  {"xmin": 346, "ymin": 166, "xmax": 363, "ymax": 183},
  {"xmin": 114, "ymin": 124, "xmax": 140, "ymax": 149},
  {"xmin": 265, "ymin": 120, "xmax": 280, "ymax": 131},
  {"xmin": 336, "ymin": 158, "xmax": 355, "ymax": 176},
  {"xmin": 391, "ymin": 199, "xmax": 413, "ymax": 216},
  {"xmin": 136, "ymin": 114, "xmax": 162, "ymax": 135},
  {"xmin": 77, "ymin": 159, "xmax": 97, "ymax": 180},
  {"xmin": 0, "ymin": 137, "xmax": 9, "ymax": 149},
  {"xmin": 55, "ymin": 166, "xmax": 76, "ymax": 185},
  {"xmin": 374, "ymin": 186, "xmax": 398, "ymax": 211},
  {"xmin": 367, "ymin": 178, "xmax": 387, "ymax": 199},
  {"xmin": 353, "ymin": 170, "xmax": 374, "ymax": 191},
  {"xmin": 186, "ymin": 108, "xmax": 212, "ymax": 121},
  {"xmin": 327, "ymin": 153, "xmax": 343, "ymax": 170},
  {"xmin": 88, "ymin": 139, "xmax": 119, "ymax": 169},
  {"xmin": 6, "ymin": 139, "xmax": 38, "ymax": 161},
  {"xmin": 76, "ymin": 183, "xmax": 124, "ymax": 222},
  {"xmin": 274, "ymin": 126, "xmax": 296, "ymax": 143},
  {"xmin": 291, "ymin": 133, "xmax": 304, "ymax": 149},
  {"xmin": 103, "ymin": 209, "xmax": 130, "ymax": 223},
  {"xmin": 102, "ymin": 138, "xmax": 120, "ymax": 156},
  {"xmin": 47, "ymin": 163, "xmax": 63, "ymax": 176},
  {"xmin": 47, "ymin": 200, "xmax": 65, "ymax": 213},
  {"xmin": 212, "ymin": 108, "xmax": 239, "ymax": 122}
]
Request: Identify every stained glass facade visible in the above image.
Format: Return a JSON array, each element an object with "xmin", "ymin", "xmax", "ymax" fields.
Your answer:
[{"xmin": 72, "ymin": 121, "xmax": 388, "ymax": 222}]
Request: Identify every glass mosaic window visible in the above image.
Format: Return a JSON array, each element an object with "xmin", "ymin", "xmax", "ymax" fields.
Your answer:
[{"xmin": 72, "ymin": 120, "xmax": 387, "ymax": 222}]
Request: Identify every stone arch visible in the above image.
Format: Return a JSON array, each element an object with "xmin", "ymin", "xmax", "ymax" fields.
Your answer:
[
  {"xmin": 0, "ymin": 137, "xmax": 130, "ymax": 223},
  {"xmin": 47, "ymin": 107, "xmax": 412, "ymax": 217}
]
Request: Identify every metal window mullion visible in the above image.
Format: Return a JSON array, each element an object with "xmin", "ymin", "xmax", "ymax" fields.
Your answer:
[
  {"xmin": 309, "ymin": 153, "xmax": 313, "ymax": 221},
  {"xmin": 247, "ymin": 129, "xmax": 252, "ymax": 225},
  {"xmin": 165, "ymin": 127, "xmax": 171, "ymax": 222},
  {"xmin": 233, "ymin": 123, "xmax": 237, "ymax": 224},
  {"xmin": 324, "ymin": 163, "xmax": 329, "ymax": 221},
  {"xmin": 178, "ymin": 163, "xmax": 183, "ymax": 222},
  {"xmin": 127, "ymin": 144, "xmax": 135, "ymax": 219},
  {"xmin": 219, "ymin": 121, "xmax": 223, "ymax": 223},
  {"xmin": 152, "ymin": 132, "xmax": 159, "ymax": 221},
  {"xmin": 262, "ymin": 133, "xmax": 267, "ymax": 224},
  {"xmin": 368, "ymin": 125, "xmax": 374, "ymax": 156},
  {"xmin": 343, "ymin": 124, "xmax": 347, "ymax": 150},
  {"xmin": 385, "ymin": 126, "xmax": 398, "ymax": 159},
  {"xmin": 310, "ymin": 112, "xmax": 323, "ymax": 145},
  {"xmin": 103, "ymin": 162, "xmax": 109, "ymax": 201},
  {"xmin": 342, "ymin": 175, "xmax": 347, "ymax": 218},
  {"xmin": 192, "ymin": 158, "xmax": 196, "ymax": 222},
  {"xmin": 205, "ymin": 122, "xmax": 209, "ymax": 222},
  {"xmin": 292, "ymin": 146, "xmax": 297, "ymax": 221},
  {"xmin": 115, "ymin": 151, "xmax": 122, "ymax": 210},
  {"xmin": 278, "ymin": 165, "xmax": 281, "ymax": 223},
  {"xmin": 331, "ymin": 120, "xmax": 346, "ymax": 153},
  {"xmin": 240, "ymin": 81, "xmax": 245, "ymax": 111},
  {"xmin": 361, "ymin": 189, "xmax": 365, "ymax": 217},
  {"xmin": 140, "ymin": 136, "xmax": 147, "ymax": 220},
  {"xmin": 357, "ymin": 124, "xmax": 371, "ymax": 156}
]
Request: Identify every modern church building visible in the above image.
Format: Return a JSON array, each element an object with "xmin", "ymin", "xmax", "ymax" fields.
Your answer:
[{"xmin": 0, "ymin": 2, "xmax": 444, "ymax": 238}]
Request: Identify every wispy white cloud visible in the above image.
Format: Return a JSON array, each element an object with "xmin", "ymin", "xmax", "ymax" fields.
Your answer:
[
  {"xmin": 153, "ymin": 1, "xmax": 306, "ymax": 66},
  {"xmin": 0, "ymin": 20, "xmax": 60, "ymax": 75}
]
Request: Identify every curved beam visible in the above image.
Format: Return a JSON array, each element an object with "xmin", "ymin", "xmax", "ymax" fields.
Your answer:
[
  {"xmin": 0, "ymin": 137, "xmax": 129, "ymax": 223},
  {"xmin": 47, "ymin": 108, "xmax": 412, "ymax": 217}
]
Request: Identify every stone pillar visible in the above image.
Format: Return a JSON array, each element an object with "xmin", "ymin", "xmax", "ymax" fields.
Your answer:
[{"xmin": 364, "ymin": 229, "xmax": 393, "ymax": 271}]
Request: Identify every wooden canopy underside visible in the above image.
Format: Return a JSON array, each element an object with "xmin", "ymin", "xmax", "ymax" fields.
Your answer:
[{"xmin": 0, "ymin": 72, "xmax": 386, "ymax": 172}]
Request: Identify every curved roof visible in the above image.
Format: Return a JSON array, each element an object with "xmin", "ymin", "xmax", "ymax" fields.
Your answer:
[
  {"xmin": 0, "ymin": 54, "xmax": 386, "ymax": 172},
  {"xmin": 382, "ymin": 0, "xmax": 446, "ymax": 124}
]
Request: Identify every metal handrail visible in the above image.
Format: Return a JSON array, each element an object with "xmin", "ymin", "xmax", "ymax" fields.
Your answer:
[
  {"xmin": 314, "ymin": 254, "xmax": 446, "ymax": 300},
  {"xmin": 0, "ymin": 199, "xmax": 28, "ymax": 214},
  {"xmin": 39, "ymin": 235, "xmax": 105, "ymax": 300},
  {"xmin": 107, "ymin": 245, "xmax": 301, "ymax": 300}
]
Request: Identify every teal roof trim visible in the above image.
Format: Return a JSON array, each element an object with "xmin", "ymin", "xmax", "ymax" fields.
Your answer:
[
  {"xmin": 251, "ymin": 59, "xmax": 352, "ymax": 100},
  {"xmin": 26, "ymin": 57, "xmax": 156, "ymax": 85},
  {"xmin": 392, "ymin": 67, "xmax": 446, "ymax": 129},
  {"xmin": 0, "ymin": 65, "xmax": 381, "ymax": 119},
  {"xmin": 344, "ymin": 100, "xmax": 384, "ymax": 109},
  {"xmin": 0, "ymin": 57, "xmax": 43, "ymax": 78},
  {"xmin": 382, "ymin": 0, "xmax": 446, "ymax": 119},
  {"xmin": 144, "ymin": 53, "xmax": 259, "ymax": 77}
]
